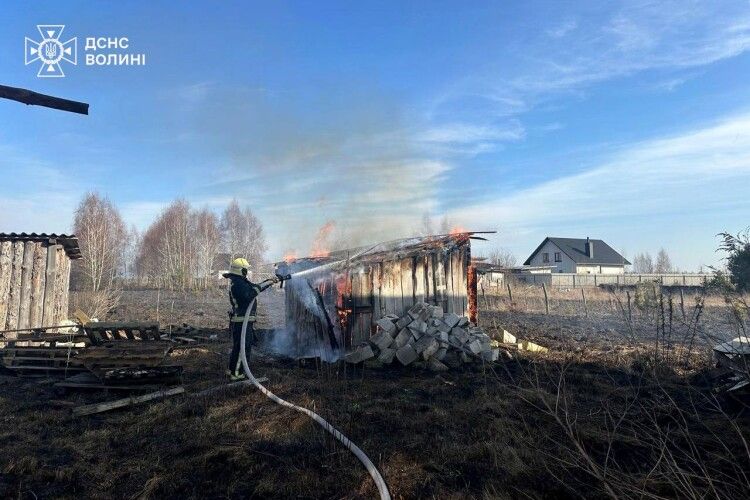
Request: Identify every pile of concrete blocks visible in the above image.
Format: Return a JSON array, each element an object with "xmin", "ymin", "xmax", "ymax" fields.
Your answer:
[{"xmin": 344, "ymin": 302, "xmax": 504, "ymax": 371}]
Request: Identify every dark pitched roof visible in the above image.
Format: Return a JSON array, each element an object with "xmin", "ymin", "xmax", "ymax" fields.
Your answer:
[
  {"xmin": 523, "ymin": 237, "xmax": 631, "ymax": 266},
  {"xmin": 0, "ymin": 233, "xmax": 82, "ymax": 260}
]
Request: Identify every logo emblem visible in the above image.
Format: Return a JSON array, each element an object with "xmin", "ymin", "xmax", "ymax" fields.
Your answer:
[{"xmin": 25, "ymin": 25, "xmax": 77, "ymax": 77}]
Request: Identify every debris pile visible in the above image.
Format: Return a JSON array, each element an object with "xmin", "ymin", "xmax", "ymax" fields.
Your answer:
[
  {"xmin": 345, "ymin": 302, "xmax": 510, "ymax": 371},
  {"xmin": 713, "ymin": 336, "xmax": 750, "ymax": 393}
]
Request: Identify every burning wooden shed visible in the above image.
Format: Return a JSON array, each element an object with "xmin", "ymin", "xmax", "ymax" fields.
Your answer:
[
  {"xmin": 0, "ymin": 233, "xmax": 81, "ymax": 336},
  {"xmin": 281, "ymin": 233, "xmax": 488, "ymax": 358}
]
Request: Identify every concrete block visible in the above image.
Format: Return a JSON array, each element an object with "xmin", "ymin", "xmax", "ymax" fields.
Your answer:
[
  {"xmin": 378, "ymin": 347, "xmax": 396, "ymax": 364},
  {"xmin": 437, "ymin": 331, "xmax": 449, "ymax": 344},
  {"xmin": 384, "ymin": 313, "xmax": 400, "ymax": 321},
  {"xmin": 482, "ymin": 348, "xmax": 500, "ymax": 362},
  {"xmin": 428, "ymin": 358, "xmax": 449, "ymax": 372},
  {"xmin": 431, "ymin": 305, "xmax": 444, "ymax": 319},
  {"xmin": 407, "ymin": 320, "xmax": 427, "ymax": 335},
  {"xmin": 436, "ymin": 321, "xmax": 452, "ymax": 334},
  {"xmin": 396, "ymin": 344, "xmax": 419, "ymax": 365},
  {"xmin": 451, "ymin": 327, "xmax": 470, "ymax": 344},
  {"xmin": 501, "ymin": 329, "xmax": 516, "ymax": 344},
  {"xmin": 345, "ymin": 344, "xmax": 375, "ymax": 363},
  {"xmin": 394, "ymin": 329, "xmax": 411, "ymax": 348},
  {"xmin": 376, "ymin": 317, "xmax": 397, "ymax": 334},
  {"xmin": 396, "ymin": 316, "xmax": 412, "ymax": 329},
  {"xmin": 460, "ymin": 351, "xmax": 472, "ymax": 363},
  {"xmin": 467, "ymin": 339, "xmax": 483, "ymax": 355},
  {"xmin": 434, "ymin": 347, "xmax": 448, "ymax": 361},
  {"xmin": 443, "ymin": 313, "xmax": 461, "ymax": 328},
  {"xmin": 407, "ymin": 302, "xmax": 426, "ymax": 320},
  {"xmin": 413, "ymin": 334, "xmax": 435, "ymax": 354},
  {"xmin": 370, "ymin": 330, "xmax": 394, "ymax": 350},
  {"xmin": 520, "ymin": 340, "xmax": 549, "ymax": 353},
  {"xmin": 457, "ymin": 316, "xmax": 469, "ymax": 327},
  {"xmin": 421, "ymin": 338, "xmax": 440, "ymax": 360},
  {"xmin": 443, "ymin": 351, "xmax": 462, "ymax": 368}
]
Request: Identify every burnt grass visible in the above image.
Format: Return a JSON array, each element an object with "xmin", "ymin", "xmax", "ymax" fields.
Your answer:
[{"xmin": 1, "ymin": 290, "xmax": 749, "ymax": 499}]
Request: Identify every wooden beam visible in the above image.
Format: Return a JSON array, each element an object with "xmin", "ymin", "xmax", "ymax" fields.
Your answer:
[
  {"xmin": 0, "ymin": 84, "xmax": 89, "ymax": 115},
  {"xmin": 72, "ymin": 386, "xmax": 185, "ymax": 417}
]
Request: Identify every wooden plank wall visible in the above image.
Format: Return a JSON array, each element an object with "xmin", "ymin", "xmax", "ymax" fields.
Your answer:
[
  {"xmin": 286, "ymin": 240, "xmax": 473, "ymax": 352},
  {"xmin": 355, "ymin": 241, "xmax": 470, "ymax": 342},
  {"xmin": 0, "ymin": 241, "xmax": 72, "ymax": 335}
]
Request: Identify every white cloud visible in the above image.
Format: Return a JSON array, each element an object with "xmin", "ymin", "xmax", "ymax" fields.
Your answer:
[
  {"xmin": 432, "ymin": 2, "xmax": 750, "ymax": 119},
  {"xmin": 449, "ymin": 112, "xmax": 750, "ymax": 269}
]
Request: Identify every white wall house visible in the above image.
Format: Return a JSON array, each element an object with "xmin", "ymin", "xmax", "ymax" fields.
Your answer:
[{"xmin": 523, "ymin": 237, "xmax": 630, "ymax": 274}]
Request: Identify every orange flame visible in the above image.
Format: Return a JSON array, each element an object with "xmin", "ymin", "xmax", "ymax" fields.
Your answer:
[
  {"xmin": 449, "ymin": 225, "xmax": 468, "ymax": 235},
  {"xmin": 310, "ymin": 220, "xmax": 335, "ymax": 257},
  {"xmin": 283, "ymin": 250, "xmax": 298, "ymax": 263}
]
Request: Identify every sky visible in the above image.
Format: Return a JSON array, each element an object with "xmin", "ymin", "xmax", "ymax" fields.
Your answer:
[{"xmin": 1, "ymin": 1, "xmax": 750, "ymax": 270}]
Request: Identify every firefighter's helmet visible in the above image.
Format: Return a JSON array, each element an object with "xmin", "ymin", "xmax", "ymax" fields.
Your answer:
[{"xmin": 229, "ymin": 257, "xmax": 250, "ymax": 276}]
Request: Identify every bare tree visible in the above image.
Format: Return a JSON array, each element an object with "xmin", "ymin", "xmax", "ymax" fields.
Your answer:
[
  {"xmin": 122, "ymin": 224, "xmax": 141, "ymax": 279},
  {"xmin": 487, "ymin": 248, "xmax": 517, "ymax": 267},
  {"xmin": 137, "ymin": 200, "xmax": 195, "ymax": 290},
  {"xmin": 72, "ymin": 192, "xmax": 126, "ymax": 291},
  {"xmin": 655, "ymin": 248, "xmax": 673, "ymax": 273},
  {"xmin": 192, "ymin": 207, "xmax": 220, "ymax": 288},
  {"xmin": 632, "ymin": 252, "xmax": 654, "ymax": 273},
  {"xmin": 220, "ymin": 199, "xmax": 267, "ymax": 271}
]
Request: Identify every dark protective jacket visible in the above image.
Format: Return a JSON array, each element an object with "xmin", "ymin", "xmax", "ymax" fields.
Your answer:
[{"xmin": 227, "ymin": 274, "xmax": 270, "ymax": 322}]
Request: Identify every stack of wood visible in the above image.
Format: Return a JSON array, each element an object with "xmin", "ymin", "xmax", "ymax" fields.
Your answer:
[{"xmin": 344, "ymin": 302, "xmax": 505, "ymax": 371}]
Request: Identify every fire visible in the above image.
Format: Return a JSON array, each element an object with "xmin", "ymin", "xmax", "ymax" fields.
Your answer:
[
  {"xmin": 449, "ymin": 225, "xmax": 468, "ymax": 235},
  {"xmin": 283, "ymin": 250, "xmax": 298, "ymax": 263},
  {"xmin": 310, "ymin": 220, "xmax": 336, "ymax": 257}
]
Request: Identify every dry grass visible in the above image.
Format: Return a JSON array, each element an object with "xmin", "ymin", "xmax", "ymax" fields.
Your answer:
[{"xmin": 1, "ymin": 287, "xmax": 749, "ymax": 499}]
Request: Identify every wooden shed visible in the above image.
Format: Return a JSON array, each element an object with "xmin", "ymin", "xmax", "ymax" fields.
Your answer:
[
  {"xmin": 282, "ymin": 233, "xmax": 485, "ymax": 358},
  {"xmin": 0, "ymin": 233, "xmax": 81, "ymax": 337}
]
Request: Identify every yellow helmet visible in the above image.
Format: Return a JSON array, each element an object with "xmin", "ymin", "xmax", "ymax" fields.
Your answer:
[{"xmin": 229, "ymin": 257, "xmax": 250, "ymax": 276}]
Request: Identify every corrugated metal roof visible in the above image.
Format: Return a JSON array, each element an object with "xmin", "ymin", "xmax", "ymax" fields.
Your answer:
[{"xmin": 0, "ymin": 233, "xmax": 82, "ymax": 260}]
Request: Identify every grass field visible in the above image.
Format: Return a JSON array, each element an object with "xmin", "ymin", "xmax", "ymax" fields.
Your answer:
[{"xmin": 1, "ymin": 286, "xmax": 748, "ymax": 499}]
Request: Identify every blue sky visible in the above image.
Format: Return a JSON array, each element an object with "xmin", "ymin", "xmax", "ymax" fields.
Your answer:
[{"xmin": 2, "ymin": 1, "xmax": 750, "ymax": 269}]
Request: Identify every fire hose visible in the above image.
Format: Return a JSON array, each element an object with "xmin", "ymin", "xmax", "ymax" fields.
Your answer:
[{"xmin": 238, "ymin": 297, "xmax": 392, "ymax": 500}]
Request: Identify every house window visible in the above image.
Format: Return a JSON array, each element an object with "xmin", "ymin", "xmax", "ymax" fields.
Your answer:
[
  {"xmin": 542, "ymin": 252, "xmax": 549, "ymax": 263},
  {"xmin": 554, "ymin": 252, "xmax": 562, "ymax": 262}
]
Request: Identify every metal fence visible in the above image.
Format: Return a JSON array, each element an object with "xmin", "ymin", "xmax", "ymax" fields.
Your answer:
[{"xmin": 511, "ymin": 273, "xmax": 712, "ymax": 288}]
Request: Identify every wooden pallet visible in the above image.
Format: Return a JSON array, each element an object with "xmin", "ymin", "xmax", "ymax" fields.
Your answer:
[
  {"xmin": 1, "ymin": 346, "xmax": 87, "ymax": 376},
  {"xmin": 84, "ymin": 322, "xmax": 161, "ymax": 344},
  {"xmin": 75, "ymin": 341, "xmax": 173, "ymax": 378}
]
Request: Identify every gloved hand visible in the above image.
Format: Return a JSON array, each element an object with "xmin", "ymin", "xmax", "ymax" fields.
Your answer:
[{"xmin": 271, "ymin": 276, "xmax": 280, "ymax": 283}]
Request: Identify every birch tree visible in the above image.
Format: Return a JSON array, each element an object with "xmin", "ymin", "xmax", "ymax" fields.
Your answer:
[
  {"xmin": 220, "ymin": 199, "xmax": 267, "ymax": 271},
  {"xmin": 72, "ymin": 193, "xmax": 127, "ymax": 291}
]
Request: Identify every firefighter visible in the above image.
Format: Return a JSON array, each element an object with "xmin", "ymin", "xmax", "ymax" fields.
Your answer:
[{"xmin": 224, "ymin": 257, "xmax": 278, "ymax": 380}]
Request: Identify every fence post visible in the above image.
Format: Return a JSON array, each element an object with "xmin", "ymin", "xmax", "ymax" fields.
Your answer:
[
  {"xmin": 507, "ymin": 282, "xmax": 513, "ymax": 304},
  {"xmin": 680, "ymin": 288, "xmax": 686, "ymax": 321},
  {"xmin": 542, "ymin": 283, "xmax": 549, "ymax": 315},
  {"xmin": 626, "ymin": 290, "xmax": 632, "ymax": 322},
  {"xmin": 581, "ymin": 288, "xmax": 588, "ymax": 317}
]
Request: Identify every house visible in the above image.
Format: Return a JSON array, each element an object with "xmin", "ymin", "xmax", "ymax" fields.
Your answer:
[
  {"xmin": 0, "ymin": 233, "xmax": 82, "ymax": 336},
  {"xmin": 523, "ymin": 237, "xmax": 630, "ymax": 274}
]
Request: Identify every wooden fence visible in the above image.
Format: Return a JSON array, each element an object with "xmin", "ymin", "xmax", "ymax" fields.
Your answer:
[{"xmin": 500, "ymin": 273, "xmax": 712, "ymax": 288}]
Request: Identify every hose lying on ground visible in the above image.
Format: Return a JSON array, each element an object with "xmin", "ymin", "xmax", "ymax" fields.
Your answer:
[{"xmin": 239, "ymin": 298, "xmax": 392, "ymax": 500}]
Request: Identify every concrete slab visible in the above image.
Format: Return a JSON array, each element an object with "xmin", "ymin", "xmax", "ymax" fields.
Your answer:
[
  {"xmin": 443, "ymin": 313, "xmax": 461, "ymax": 328},
  {"xmin": 376, "ymin": 317, "xmax": 397, "ymax": 334},
  {"xmin": 378, "ymin": 347, "xmax": 396, "ymax": 364},
  {"xmin": 370, "ymin": 330, "xmax": 394, "ymax": 350},
  {"xmin": 394, "ymin": 329, "xmax": 411, "ymax": 348},
  {"xmin": 396, "ymin": 344, "xmax": 418, "ymax": 365},
  {"xmin": 421, "ymin": 338, "xmax": 440, "ymax": 360},
  {"xmin": 344, "ymin": 344, "xmax": 375, "ymax": 363}
]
